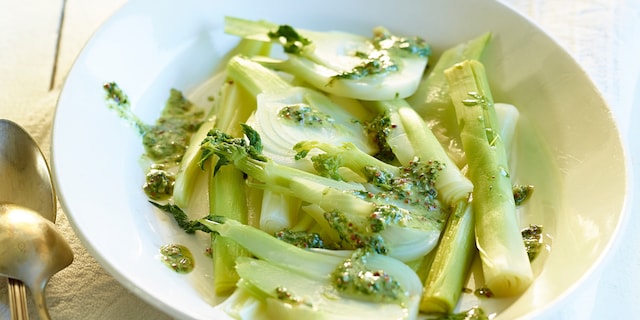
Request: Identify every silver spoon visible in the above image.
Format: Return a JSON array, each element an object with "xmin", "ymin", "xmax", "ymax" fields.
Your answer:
[
  {"xmin": 0, "ymin": 119, "xmax": 73, "ymax": 319},
  {"xmin": 0, "ymin": 204, "xmax": 73, "ymax": 320}
]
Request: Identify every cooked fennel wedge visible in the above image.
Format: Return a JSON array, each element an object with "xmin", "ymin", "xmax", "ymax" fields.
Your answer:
[
  {"xmin": 224, "ymin": 16, "xmax": 430, "ymax": 101},
  {"xmin": 200, "ymin": 216, "xmax": 422, "ymax": 320}
]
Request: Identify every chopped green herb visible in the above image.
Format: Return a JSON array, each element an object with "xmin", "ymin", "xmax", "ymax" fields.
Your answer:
[
  {"xmin": 268, "ymin": 24, "xmax": 311, "ymax": 54},
  {"xmin": 324, "ymin": 210, "xmax": 389, "ymax": 254},
  {"xmin": 159, "ymin": 244, "xmax": 195, "ymax": 273},
  {"xmin": 333, "ymin": 50, "xmax": 399, "ymax": 80},
  {"xmin": 149, "ymin": 201, "xmax": 212, "ymax": 234},
  {"xmin": 365, "ymin": 112, "xmax": 396, "ymax": 162},
  {"xmin": 522, "ymin": 225, "xmax": 544, "ymax": 261},
  {"xmin": 278, "ymin": 104, "xmax": 334, "ymax": 127},
  {"xmin": 274, "ymin": 229, "xmax": 325, "ymax": 249},
  {"xmin": 513, "ymin": 184, "xmax": 535, "ymax": 206},
  {"xmin": 143, "ymin": 89, "xmax": 204, "ymax": 165},
  {"xmin": 143, "ymin": 166, "xmax": 175, "ymax": 200},
  {"xmin": 103, "ymin": 81, "xmax": 149, "ymax": 135},
  {"xmin": 372, "ymin": 27, "xmax": 431, "ymax": 58}
]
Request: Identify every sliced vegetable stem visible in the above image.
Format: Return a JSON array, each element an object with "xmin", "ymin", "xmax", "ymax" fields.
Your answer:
[
  {"xmin": 445, "ymin": 59, "xmax": 532, "ymax": 297},
  {"xmin": 407, "ymin": 32, "xmax": 491, "ymax": 116},
  {"xmin": 210, "ymin": 164, "xmax": 250, "ymax": 294},
  {"xmin": 420, "ymin": 197, "xmax": 475, "ymax": 313},
  {"xmin": 174, "ymin": 38, "xmax": 273, "ymax": 209},
  {"xmin": 208, "ymin": 79, "xmax": 255, "ymax": 294},
  {"xmin": 226, "ymin": 55, "xmax": 291, "ymax": 96}
]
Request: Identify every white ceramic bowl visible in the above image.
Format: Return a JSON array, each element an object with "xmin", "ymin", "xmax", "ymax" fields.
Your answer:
[{"xmin": 51, "ymin": 0, "xmax": 629, "ymax": 319}]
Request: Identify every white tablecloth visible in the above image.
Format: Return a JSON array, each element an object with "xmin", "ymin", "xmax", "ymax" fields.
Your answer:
[{"xmin": 1, "ymin": 0, "xmax": 638, "ymax": 319}]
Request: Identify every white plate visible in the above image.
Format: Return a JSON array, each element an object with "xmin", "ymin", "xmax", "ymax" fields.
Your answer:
[{"xmin": 51, "ymin": 0, "xmax": 630, "ymax": 319}]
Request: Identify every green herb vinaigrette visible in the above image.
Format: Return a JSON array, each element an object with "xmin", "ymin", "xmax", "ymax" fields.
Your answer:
[
  {"xmin": 143, "ymin": 88, "xmax": 204, "ymax": 166},
  {"xmin": 274, "ymin": 286, "xmax": 311, "ymax": 307},
  {"xmin": 513, "ymin": 184, "xmax": 535, "ymax": 206},
  {"xmin": 103, "ymin": 82, "xmax": 148, "ymax": 135},
  {"xmin": 143, "ymin": 166, "xmax": 175, "ymax": 200},
  {"xmin": 324, "ymin": 210, "xmax": 388, "ymax": 254},
  {"xmin": 104, "ymin": 82, "xmax": 203, "ymax": 273},
  {"xmin": 160, "ymin": 244, "xmax": 195, "ymax": 273},
  {"xmin": 267, "ymin": 24, "xmax": 311, "ymax": 54},
  {"xmin": 365, "ymin": 113, "xmax": 396, "ymax": 162},
  {"xmin": 278, "ymin": 104, "xmax": 334, "ymax": 128},
  {"xmin": 333, "ymin": 27, "xmax": 430, "ymax": 81},
  {"xmin": 361, "ymin": 159, "xmax": 443, "ymax": 212},
  {"xmin": 331, "ymin": 250, "xmax": 405, "ymax": 303},
  {"xmin": 274, "ymin": 229, "xmax": 325, "ymax": 249},
  {"xmin": 521, "ymin": 225, "xmax": 544, "ymax": 261},
  {"xmin": 103, "ymin": 82, "xmax": 204, "ymax": 201}
]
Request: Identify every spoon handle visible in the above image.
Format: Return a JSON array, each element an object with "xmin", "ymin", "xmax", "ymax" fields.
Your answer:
[
  {"xmin": 7, "ymin": 278, "xmax": 29, "ymax": 320},
  {"xmin": 31, "ymin": 285, "xmax": 51, "ymax": 320}
]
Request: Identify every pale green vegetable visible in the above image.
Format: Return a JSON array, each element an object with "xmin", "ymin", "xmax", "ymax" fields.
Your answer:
[
  {"xmin": 227, "ymin": 55, "xmax": 376, "ymax": 232},
  {"xmin": 292, "ymin": 140, "xmax": 399, "ymax": 180},
  {"xmin": 420, "ymin": 102, "xmax": 521, "ymax": 313},
  {"xmin": 410, "ymin": 34, "xmax": 490, "ymax": 312},
  {"xmin": 173, "ymin": 38, "xmax": 271, "ymax": 209},
  {"xmin": 364, "ymin": 99, "xmax": 473, "ymax": 207},
  {"xmin": 250, "ymin": 87, "xmax": 375, "ymax": 170},
  {"xmin": 445, "ymin": 59, "xmax": 533, "ymax": 297},
  {"xmin": 224, "ymin": 16, "xmax": 430, "ymax": 101},
  {"xmin": 225, "ymin": 55, "xmax": 296, "ymax": 231},
  {"xmin": 172, "ymin": 111, "xmax": 216, "ymax": 209},
  {"xmin": 205, "ymin": 78, "xmax": 256, "ymax": 294},
  {"xmin": 420, "ymin": 199, "xmax": 474, "ymax": 313},
  {"xmin": 407, "ymin": 34, "xmax": 520, "ymax": 312},
  {"xmin": 293, "ymin": 140, "xmax": 451, "ymax": 262},
  {"xmin": 215, "ymin": 286, "xmax": 265, "ymax": 319},
  {"xmin": 179, "ymin": 39, "xmax": 271, "ymax": 292},
  {"xmin": 209, "ymin": 164, "xmax": 249, "ymax": 294},
  {"xmin": 494, "ymin": 103, "xmax": 520, "ymax": 162},
  {"xmin": 407, "ymin": 32, "xmax": 492, "ymax": 168},
  {"xmin": 364, "ymin": 98, "xmax": 476, "ymax": 305},
  {"xmin": 407, "ymin": 32, "xmax": 491, "ymax": 115},
  {"xmin": 199, "ymin": 216, "xmax": 423, "ymax": 320},
  {"xmin": 200, "ymin": 126, "xmax": 446, "ymax": 262},
  {"xmin": 259, "ymin": 190, "xmax": 302, "ymax": 235}
]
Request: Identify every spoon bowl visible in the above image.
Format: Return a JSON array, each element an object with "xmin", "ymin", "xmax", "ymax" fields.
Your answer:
[
  {"xmin": 0, "ymin": 203, "xmax": 74, "ymax": 319},
  {"xmin": 0, "ymin": 119, "xmax": 56, "ymax": 220}
]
